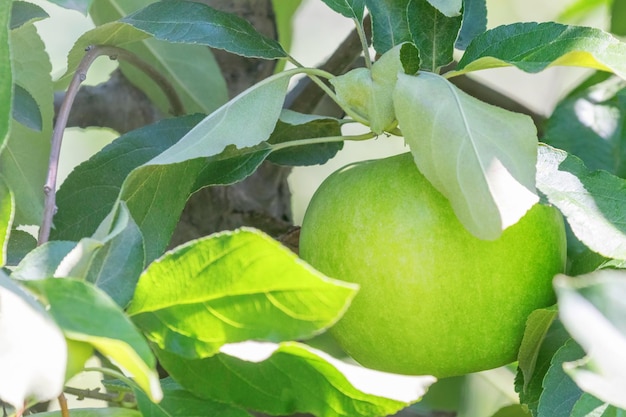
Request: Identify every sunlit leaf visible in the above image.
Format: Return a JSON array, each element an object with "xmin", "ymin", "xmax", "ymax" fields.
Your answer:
[
  {"xmin": 33, "ymin": 409, "xmax": 142, "ymax": 417},
  {"xmin": 24, "ymin": 278, "xmax": 162, "ymax": 402},
  {"xmin": 536, "ymin": 145, "xmax": 626, "ymax": 260},
  {"xmin": 0, "ymin": 272, "xmax": 66, "ymax": 408},
  {"xmin": 121, "ymin": 0, "xmax": 288, "ymax": 59},
  {"xmin": 453, "ymin": 22, "xmax": 626, "ymax": 78},
  {"xmin": 10, "ymin": 1, "xmax": 48, "ymax": 30},
  {"xmin": 1, "ymin": 24, "xmax": 52, "ymax": 225},
  {"xmin": 157, "ymin": 341, "xmax": 435, "ymax": 417},
  {"xmin": 0, "ymin": 177, "xmax": 13, "ymax": 267},
  {"xmin": 555, "ymin": 270, "xmax": 626, "ymax": 410},
  {"xmin": 128, "ymin": 228, "xmax": 357, "ymax": 358},
  {"xmin": 394, "ymin": 71, "xmax": 539, "ymax": 239}
]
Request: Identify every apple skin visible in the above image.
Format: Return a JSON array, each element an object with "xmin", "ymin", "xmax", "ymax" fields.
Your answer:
[{"xmin": 299, "ymin": 152, "xmax": 567, "ymax": 378}]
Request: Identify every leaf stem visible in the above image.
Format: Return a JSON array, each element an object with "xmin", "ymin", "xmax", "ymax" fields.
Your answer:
[
  {"xmin": 353, "ymin": 17, "xmax": 372, "ymax": 70},
  {"xmin": 38, "ymin": 45, "xmax": 183, "ymax": 245},
  {"xmin": 57, "ymin": 394, "xmax": 69, "ymax": 417},
  {"xmin": 270, "ymin": 131, "xmax": 376, "ymax": 152}
]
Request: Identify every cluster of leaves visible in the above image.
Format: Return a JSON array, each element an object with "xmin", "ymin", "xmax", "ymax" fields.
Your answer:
[{"xmin": 1, "ymin": 0, "xmax": 626, "ymax": 416}]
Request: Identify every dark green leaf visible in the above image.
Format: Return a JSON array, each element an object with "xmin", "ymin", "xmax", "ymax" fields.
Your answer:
[
  {"xmin": 515, "ymin": 317, "xmax": 570, "ymax": 415},
  {"xmin": 266, "ymin": 111, "xmax": 343, "ymax": 166},
  {"xmin": 407, "ymin": 0, "xmax": 462, "ymax": 72},
  {"xmin": 612, "ymin": 0, "xmax": 626, "ymax": 36},
  {"xmin": 490, "ymin": 404, "xmax": 532, "ymax": 417},
  {"xmin": 454, "ymin": 22, "xmax": 626, "ymax": 78},
  {"xmin": 456, "ymin": 0, "xmax": 487, "ymax": 49},
  {"xmin": 134, "ymin": 378, "xmax": 252, "ymax": 417},
  {"xmin": 11, "ymin": 241, "xmax": 76, "ymax": 280},
  {"xmin": 0, "ymin": 0, "xmax": 12, "ymax": 153},
  {"xmin": 5, "ymin": 229, "xmax": 36, "ymax": 267},
  {"xmin": 536, "ymin": 145, "xmax": 626, "ymax": 260},
  {"xmin": 365, "ymin": 0, "xmax": 411, "ymax": 54},
  {"xmin": 156, "ymin": 342, "xmax": 434, "ymax": 417},
  {"xmin": 121, "ymin": 0, "xmax": 288, "ymax": 59},
  {"xmin": 45, "ymin": 0, "xmax": 92, "ymax": 15},
  {"xmin": 12, "ymin": 84, "xmax": 42, "ymax": 131},
  {"xmin": 517, "ymin": 307, "xmax": 558, "ymax": 393},
  {"xmin": 322, "ymin": 0, "xmax": 365, "ymax": 20},
  {"xmin": 0, "ymin": 177, "xmax": 12, "ymax": 267},
  {"xmin": 1, "ymin": 24, "xmax": 52, "ymax": 225},
  {"xmin": 400, "ymin": 42, "xmax": 420, "ymax": 74},
  {"xmin": 52, "ymin": 115, "xmax": 202, "ymax": 242},
  {"xmin": 571, "ymin": 394, "xmax": 625, "ymax": 417},
  {"xmin": 543, "ymin": 76, "xmax": 626, "ymax": 177},
  {"xmin": 537, "ymin": 339, "xmax": 585, "ymax": 417},
  {"xmin": 127, "ymin": 228, "xmax": 357, "ymax": 358},
  {"xmin": 24, "ymin": 278, "xmax": 161, "ymax": 401},
  {"xmin": 10, "ymin": 1, "xmax": 48, "ymax": 29}
]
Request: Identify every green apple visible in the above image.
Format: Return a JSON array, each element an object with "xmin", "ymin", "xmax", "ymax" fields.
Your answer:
[{"xmin": 299, "ymin": 152, "xmax": 567, "ymax": 378}]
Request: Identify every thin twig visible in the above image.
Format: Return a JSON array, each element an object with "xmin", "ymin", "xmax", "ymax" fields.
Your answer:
[
  {"xmin": 38, "ymin": 45, "xmax": 184, "ymax": 245},
  {"xmin": 57, "ymin": 394, "xmax": 69, "ymax": 417}
]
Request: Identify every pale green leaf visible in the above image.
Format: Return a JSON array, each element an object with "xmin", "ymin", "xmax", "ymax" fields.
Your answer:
[
  {"xmin": 157, "ymin": 341, "xmax": 435, "ymax": 417},
  {"xmin": 24, "ymin": 278, "xmax": 162, "ymax": 402},
  {"xmin": 0, "ymin": 177, "xmax": 13, "ymax": 267},
  {"xmin": 0, "ymin": 0, "xmax": 11, "ymax": 153},
  {"xmin": 46, "ymin": 0, "xmax": 92, "ymax": 15},
  {"xmin": 0, "ymin": 272, "xmax": 66, "ymax": 408},
  {"xmin": 536, "ymin": 145, "xmax": 626, "ymax": 260},
  {"xmin": 571, "ymin": 394, "xmax": 622, "ymax": 417},
  {"xmin": 90, "ymin": 0, "xmax": 228, "ymax": 115},
  {"xmin": 453, "ymin": 22, "xmax": 626, "ymax": 78},
  {"xmin": 555, "ymin": 270, "xmax": 626, "ymax": 410},
  {"xmin": 128, "ymin": 228, "xmax": 357, "ymax": 358},
  {"xmin": 321, "ymin": 0, "xmax": 365, "ymax": 20},
  {"xmin": 11, "ymin": 241, "xmax": 76, "ymax": 280},
  {"xmin": 425, "ymin": 0, "xmax": 461, "ymax": 17},
  {"xmin": 34, "ymin": 409, "xmax": 142, "ymax": 417},
  {"xmin": 1, "ymin": 24, "xmax": 52, "ymax": 225},
  {"xmin": 272, "ymin": 0, "xmax": 302, "ymax": 72},
  {"xmin": 394, "ymin": 71, "xmax": 539, "ymax": 240},
  {"xmin": 121, "ymin": 0, "xmax": 288, "ymax": 59},
  {"xmin": 10, "ymin": 1, "xmax": 49, "ymax": 30}
]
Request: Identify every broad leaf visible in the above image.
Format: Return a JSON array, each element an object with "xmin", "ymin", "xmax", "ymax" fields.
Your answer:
[
  {"xmin": 456, "ymin": 0, "xmax": 487, "ymax": 50},
  {"xmin": 90, "ymin": 0, "xmax": 228, "ymax": 115},
  {"xmin": 543, "ymin": 75, "xmax": 626, "ymax": 177},
  {"xmin": 611, "ymin": 0, "xmax": 626, "ymax": 36},
  {"xmin": 134, "ymin": 377, "xmax": 252, "ymax": 417},
  {"xmin": 394, "ymin": 71, "xmax": 539, "ymax": 240},
  {"xmin": 453, "ymin": 22, "xmax": 626, "ymax": 78},
  {"xmin": 365, "ymin": 0, "xmax": 411, "ymax": 54},
  {"xmin": 5, "ymin": 229, "xmax": 36, "ymax": 267},
  {"xmin": 321, "ymin": 0, "xmax": 365, "ymax": 21},
  {"xmin": 52, "ymin": 115, "xmax": 202, "ymax": 242},
  {"xmin": 12, "ymin": 83, "xmax": 42, "ymax": 131},
  {"xmin": 555, "ymin": 271, "xmax": 626, "ymax": 410},
  {"xmin": 536, "ymin": 145, "xmax": 626, "ymax": 260},
  {"xmin": 517, "ymin": 307, "xmax": 558, "ymax": 392},
  {"xmin": 0, "ymin": 177, "xmax": 13, "ymax": 267},
  {"xmin": 121, "ymin": 0, "xmax": 288, "ymax": 59},
  {"xmin": 127, "ymin": 228, "xmax": 357, "ymax": 358},
  {"xmin": 1, "ymin": 24, "xmax": 52, "ymax": 225},
  {"xmin": 490, "ymin": 405, "xmax": 532, "ymax": 417},
  {"xmin": 45, "ymin": 0, "xmax": 92, "ymax": 15},
  {"xmin": 571, "ymin": 394, "xmax": 625, "ymax": 417},
  {"xmin": 24, "ymin": 278, "xmax": 162, "ymax": 402},
  {"xmin": 34, "ymin": 409, "xmax": 142, "ymax": 417},
  {"xmin": 0, "ymin": 272, "xmax": 66, "ymax": 408},
  {"xmin": 426, "ymin": 0, "xmax": 462, "ymax": 17},
  {"xmin": 0, "ymin": 0, "xmax": 12, "ymax": 153},
  {"xmin": 11, "ymin": 241, "xmax": 77, "ymax": 280},
  {"xmin": 536, "ymin": 339, "xmax": 585, "ymax": 417},
  {"xmin": 10, "ymin": 1, "xmax": 48, "ymax": 30},
  {"xmin": 407, "ymin": 0, "xmax": 461, "ymax": 72},
  {"xmin": 157, "ymin": 341, "xmax": 435, "ymax": 417}
]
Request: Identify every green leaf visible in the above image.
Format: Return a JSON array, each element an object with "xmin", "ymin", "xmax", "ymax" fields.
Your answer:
[
  {"xmin": 273, "ymin": 0, "xmax": 303, "ymax": 72},
  {"xmin": 559, "ymin": 0, "xmax": 608, "ymax": 24},
  {"xmin": 121, "ymin": 0, "xmax": 288, "ymax": 59},
  {"xmin": 0, "ymin": 177, "xmax": 13, "ymax": 267},
  {"xmin": 407, "ymin": 0, "xmax": 462, "ymax": 72},
  {"xmin": 0, "ymin": 271, "xmax": 66, "ymax": 408},
  {"xmin": 24, "ymin": 278, "xmax": 162, "ymax": 402},
  {"xmin": 394, "ymin": 71, "xmax": 539, "ymax": 240},
  {"xmin": 52, "ymin": 115, "xmax": 202, "ymax": 242},
  {"xmin": 321, "ymin": 0, "xmax": 365, "ymax": 20},
  {"xmin": 365, "ymin": 0, "xmax": 411, "ymax": 54},
  {"xmin": 0, "ymin": 0, "xmax": 12, "ymax": 153},
  {"xmin": 134, "ymin": 377, "xmax": 252, "ymax": 417},
  {"xmin": 1, "ymin": 24, "xmax": 52, "ymax": 225},
  {"xmin": 11, "ymin": 241, "xmax": 77, "ymax": 280},
  {"xmin": 611, "ymin": 0, "xmax": 626, "ymax": 37},
  {"xmin": 515, "ymin": 316, "xmax": 571, "ymax": 415},
  {"xmin": 400, "ymin": 42, "xmax": 420, "ymax": 74},
  {"xmin": 10, "ymin": 1, "xmax": 48, "ymax": 30},
  {"xmin": 12, "ymin": 83, "xmax": 42, "ymax": 131},
  {"xmin": 456, "ymin": 0, "xmax": 487, "ymax": 50},
  {"xmin": 5, "ymin": 229, "xmax": 36, "ymax": 267},
  {"xmin": 156, "ymin": 341, "xmax": 435, "ymax": 417},
  {"xmin": 555, "ymin": 270, "xmax": 626, "ymax": 410},
  {"xmin": 490, "ymin": 404, "xmax": 532, "ymax": 417},
  {"xmin": 426, "ymin": 0, "xmax": 461, "ymax": 16},
  {"xmin": 543, "ymin": 75, "xmax": 626, "ymax": 177},
  {"xmin": 536, "ymin": 339, "xmax": 585, "ymax": 417},
  {"xmin": 571, "ymin": 394, "xmax": 624, "ymax": 417},
  {"xmin": 128, "ymin": 228, "xmax": 358, "ymax": 358},
  {"xmin": 453, "ymin": 22, "xmax": 626, "ymax": 78},
  {"xmin": 45, "ymin": 0, "xmax": 92, "ymax": 15},
  {"xmin": 33, "ymin": 409, "xmax": 142, "ymax": 417},
  {"xmin": 90, "ymin": 0, "xmax": 228, "ymax": 115},
  {"xmin": 536, "ymin": 145, "xmax": 626, "ymax": 260}
]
